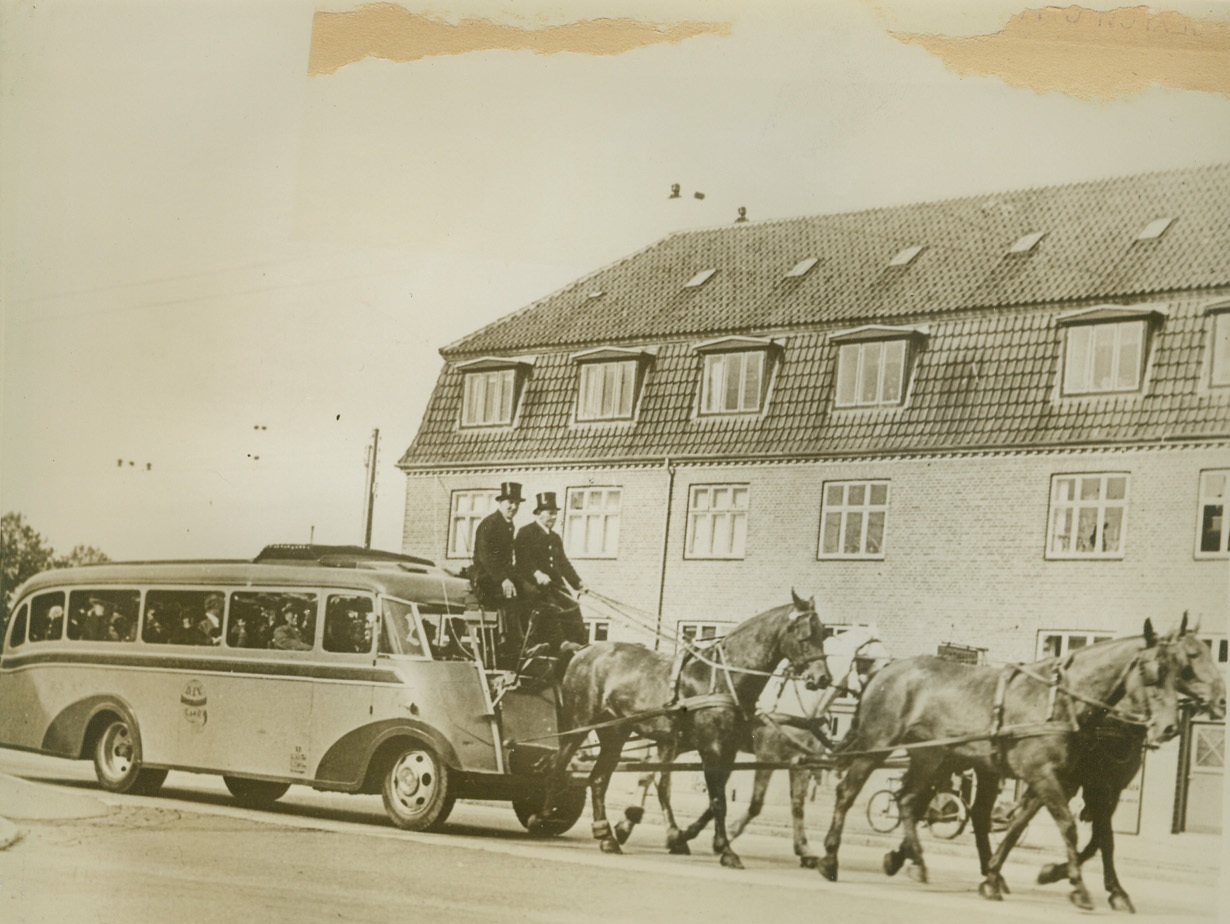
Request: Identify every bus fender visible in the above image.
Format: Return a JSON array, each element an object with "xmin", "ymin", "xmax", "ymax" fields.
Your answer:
[
  {"xmin": 43, "ymin": 694, "xmax": 142, "ymax": 760},
  {"xmin": 315, "ymin": 718, "xmax": 462, "ymax": 791}
]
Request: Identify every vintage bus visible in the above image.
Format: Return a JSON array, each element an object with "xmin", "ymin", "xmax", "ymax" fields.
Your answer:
[{"xmin": 0, "ymin": 545, "xmax": 584, "ymax": 833}]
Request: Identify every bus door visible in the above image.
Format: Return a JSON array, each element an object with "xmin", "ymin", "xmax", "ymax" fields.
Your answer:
[
  {"xmin": 198, "ymin": 589, "xmax": 317, "ymax": 779},
  {"xmin": 309, "ymin": 591, "xmax": 383, "ymax": 775}
]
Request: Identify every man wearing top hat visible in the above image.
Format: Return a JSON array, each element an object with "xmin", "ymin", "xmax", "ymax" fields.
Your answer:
[
  {"xmin": 472, "ymin": 481, "xmax": 524, "ymax": 666},
  {"xmin": 515, "ymin": 491, "xmax": 588, "ymax": 660}
]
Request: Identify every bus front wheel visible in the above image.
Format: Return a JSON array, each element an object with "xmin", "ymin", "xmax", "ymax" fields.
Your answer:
[
  {"xmin": 381, "ymin": 743, "xmax": 455, "ymax": 831},
  {"xmin": 224, "ymin": 776, "xmax": 291, "ymax": 808},
  {"xmin": 93, "ymin": 717, "xmax": 167, "ymax": 795}
]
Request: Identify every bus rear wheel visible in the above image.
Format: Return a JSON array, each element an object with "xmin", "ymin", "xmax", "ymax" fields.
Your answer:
[
  {"xmin": 381, "ymin": 743, "xmax": 454, "ymax": 831},
  {"xmin": 224, "ymin": 776, "xmax": 291, "ymax": 808},
  {"xmin": 513, "ymin": 786, "xmax": 586, "ymax": 836},
  {"xmin": 93, "ymin": 717, "xmax": 167, "ymax": 795}
]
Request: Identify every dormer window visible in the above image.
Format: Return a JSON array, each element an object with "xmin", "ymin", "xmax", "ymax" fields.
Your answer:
[
  {"xmin": 888, "ymin": 245, "xmax": 925, "ymax": 267},
  {"xmin": 829, "ymin": 325, "xmax": 927, "ymax": 408},
  {"xmin": 785, "ymin": 257, "xmax": 819, "ymax": 279},
  {"xmin": 694, "ymin": 337, "xmax": 779, "ymax": 416},
  {"xmin": 683, "ymin": 269, "xmax": 717, "ymax": 289},
  {"xmin": 456, "ymin": 356, "xmax": 533, "ymax": 428},
  {"xmin": 572, "ymin": 347, "xmax": 654, "ymax": 422},
  {"xmin": 1008, "ymin": 231, "xmax": 1046, "ymax": 255},
  {"xmin": 1057, "ymin": 306, "xmax": 1164, "ymax": 396},
  {"xmin": 1209, "ymin": 306, "xmax": 1230, "ymax": 388}
]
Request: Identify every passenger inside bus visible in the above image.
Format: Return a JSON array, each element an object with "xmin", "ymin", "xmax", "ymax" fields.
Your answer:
[{"xmin": 324, "ymin": 596, "xmax": 374, "ymax": 654}]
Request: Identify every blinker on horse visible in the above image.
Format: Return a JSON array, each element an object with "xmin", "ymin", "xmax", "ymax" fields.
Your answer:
[{"xmin": 533, "ymin": 590, "xmax": 830, "ymax": 870}]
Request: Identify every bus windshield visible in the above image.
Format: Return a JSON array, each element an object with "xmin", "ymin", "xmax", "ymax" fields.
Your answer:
[{"xmin": 379, "ymin": 597, "xmax": 428, "ymax": 657}]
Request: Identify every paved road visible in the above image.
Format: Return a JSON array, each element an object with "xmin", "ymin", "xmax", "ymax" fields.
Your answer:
[{"xmin": 0, "ymin": 750, "xmax": 1220, "ymax": 924}]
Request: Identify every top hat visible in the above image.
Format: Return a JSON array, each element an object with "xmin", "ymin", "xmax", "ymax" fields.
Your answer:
[
  {"xmin": 533, "ymin": 491, "xmax": 560, "ymax": 514},
  {"xmin": 496, "ymin": 481, "xmax": 524, "ymax": 503}
]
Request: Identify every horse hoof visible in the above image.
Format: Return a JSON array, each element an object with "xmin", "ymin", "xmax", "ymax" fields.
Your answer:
[
  {"xmin": 665, "ymin": 830, "xmax": 691, "ymax": 855},
  {"xmin": 720, "ymin": 852, "xmax": 745, "ymax": 870},
  {"xmin": 979, "ymin": 880, "xmax": 1004, "ymax": 902},
  {"xmin": 907, "ymin": 863, "xmax": 928, "ymax": 884},
  {"xmin": 614, "ymin": 821, "xmax": 634, "ymax": 845},
  {"xmin": 817, "ymin": 856, "xmax": 838, "ymax": 882},
  {"xmin": 799, "ymin": 855, "xmax": 819, "ymax": 869},
  {"xmin": 1109, "ymin": 891, "xmax": 1136, "ymax": 914},
  {"xmin": 1037, "ymin": 862, "xmax": 1067, "ymax": 886},
  {"xmin": 599, "ymin": 838, "xmax": 623, "ymax": 855},
  {"xmin": 623, "ymin": 806, "xmax": 644, "ymax": 825},
  {"xmin": 1069, "ymin": 888, "xmax": 1094, "ymax": 912},
  {"xmin": 883, "ymin": 850, "xmax": 905, "ymax": 877}
]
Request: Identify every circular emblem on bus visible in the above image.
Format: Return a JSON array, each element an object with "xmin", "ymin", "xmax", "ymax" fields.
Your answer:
[{"xmin": 180, "ymin": 678, "xmax": 208, "ymax": 729}]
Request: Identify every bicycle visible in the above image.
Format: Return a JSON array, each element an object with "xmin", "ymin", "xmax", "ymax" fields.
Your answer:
[{"xmin": 865, "ymin": 776, "xmax": 968, "ymax": 840}]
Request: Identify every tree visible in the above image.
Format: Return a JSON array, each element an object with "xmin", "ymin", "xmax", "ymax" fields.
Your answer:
[{"xmin": 1, "ymin": 512, "xmax": 109, "ymax": 615}]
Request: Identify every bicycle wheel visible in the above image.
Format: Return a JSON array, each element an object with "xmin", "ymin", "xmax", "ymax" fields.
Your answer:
[
  {"xmin": 925, "ymin": 790, "xmax": 968, "ymax": 840},
  {"xmin": 866, "ymin": 789, "xmax": 901, "ymax": 833}
]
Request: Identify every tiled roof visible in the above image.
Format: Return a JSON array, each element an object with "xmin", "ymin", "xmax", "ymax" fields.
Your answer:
[
  {"xmin": 445, "ymin": 165, "xmax": 1230, "ymax": 356},
  {"xmin": 402, "ymin": 166, "xmax": 1230, "ymax": 468}
]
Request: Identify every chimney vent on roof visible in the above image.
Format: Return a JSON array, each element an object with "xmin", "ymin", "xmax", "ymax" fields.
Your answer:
[
  {"xmin": 669, "ymin": 183, "xmax": 681, "ymax": 199},
  {"xmin": 735, "ymin": 207, "xmax": 748, "ymax": 223}
]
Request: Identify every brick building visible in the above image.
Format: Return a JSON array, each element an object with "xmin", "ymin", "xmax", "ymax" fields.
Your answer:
[{"xmin": 400, "ymin": 165, "xmax": 1230, "ymax": 838}]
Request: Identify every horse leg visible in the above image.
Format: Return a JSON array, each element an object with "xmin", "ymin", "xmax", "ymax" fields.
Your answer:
[
  {"xmin": 1085, "ymin": 787, "xmax": 1133, "ymax": 913},
  {"xmin": 704, "ymin": 755, "xmax": 743, "ymax": 869},
  {"xmin": 727, "ymin": 767, "xmax": 771, "ymax": 841},
  {"xmin": 819, "ymin": 755, "xmax": 881, "ymax": 882},
  {"xmin": 658, "ymin": 760, "xmax": 697, "ymax": 855},
  {"xmin": 1028, "ymin": 775, "xmax": 1094, "ymax": 911},
  {"xmin": 968, "ymin": 770, "xmax": 998, "ymax": 877},
  {"xmin": 980, "ymin": 787, "xmax": 1042, "ymax": 902},
  {"xmin": 1038, "ymin": 830, "xmax": 1099, "ymax": 886},
  {"xmin": 614, "ymin": 772, "xmax": 653, "ymax": 845},
  {"xmin": 887, "ymin": 763, "xmax": 939, "ymax": 884},
  {"xmin": 787, "ymin": 767, "xmax": 819, "ymax": 868},
  {"xmin": 587, "ymin": 727, "xmax": 631, "ymax": 854}
]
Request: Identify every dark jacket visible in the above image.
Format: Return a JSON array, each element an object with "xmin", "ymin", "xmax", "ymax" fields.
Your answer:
[
  {"xmin": 472, "ymin": 510, "xmax": 517, "ymax": 608},
  {"xmin": 515, "ymin": 521, "xmax": 582, "ymax": 593}
]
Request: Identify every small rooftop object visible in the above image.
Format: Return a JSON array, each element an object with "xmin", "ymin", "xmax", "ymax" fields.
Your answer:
[
  {"xmin": 1135, "ymin": 217, "xmax": 1175, "ymax": 241},
  {"xmin": 889, "ymin": 244, "xmax": 925, "ymax": 267},
  {"xmin": 785, "ymin": 257, "xmax": 819, "ymax": 278},
  {"xmin": 683, "ymin": 268, "xmax": 717, "ymax": 289},
  {"xmin": 254, "ymin": 544, "xmax": 437, "ymax": 571},
  {"xmin": 1008, "ymin": 231, "xmax": 1046, "ymax": 255}
]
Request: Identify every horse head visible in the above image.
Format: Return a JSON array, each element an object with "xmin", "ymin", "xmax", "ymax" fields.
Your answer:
[
  {"xmin": 1128, "ymin": 620, "xmax": 1182, "ymax": 745},
  {"xmin": 1161, "ymin": 613, "xmax": 1227, "ymax": 720},
  {"xmin": 782, "ymin": 590, "xmax": 831, "ymax": 691}
]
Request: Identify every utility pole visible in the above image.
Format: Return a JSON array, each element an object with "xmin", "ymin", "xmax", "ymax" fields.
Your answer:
[{"xmin": 362, "ymin": 428, "xmax": 379, "ymax": 549}]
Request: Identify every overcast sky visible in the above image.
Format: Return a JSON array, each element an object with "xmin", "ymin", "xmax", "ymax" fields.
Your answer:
[{"xmin": 3, "ymin": 0, "xmax": 1230, "ymax": 562}]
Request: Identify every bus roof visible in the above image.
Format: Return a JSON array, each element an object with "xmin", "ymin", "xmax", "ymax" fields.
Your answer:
[{"xmin": 8, "ymin": 545, "xmax": 472, "ymax": 612}]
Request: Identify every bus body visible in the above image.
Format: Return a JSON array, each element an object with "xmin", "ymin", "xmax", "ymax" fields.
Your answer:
[{"xmin": 0, "ymin": 546, "xmax": 582, "ymax": 832}]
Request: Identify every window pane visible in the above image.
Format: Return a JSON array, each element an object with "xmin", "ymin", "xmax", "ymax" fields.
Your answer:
[
  {"xmin": 730, "ymin": 512, "xmax": 748, "ymax": 556},
  {"xmin": 29, "ymin": 592, "xmax": 66, "ymax": 642},
  {"xmin": 836, "ymin": 344, "xmax": 859, "ymax": 406},
  {"xmin": 1080, "ymin": 476, "xmax": 1102, "ymax": 501},
  {"xmin": 1214, "ymin": 314, "xmax": 1230, "ymax": 386},
  {"xmin": 618, "ymin": 362, "xmax": 635, "ymax": 416},
  {"xmin": 732, "ymin": 486, "xmax": 749, "ymax": 509},
  {"xmin": 691, "ymin": 513, "xmax": 712, "ymax": 555},
  {"xmin": 693, "ymin": 487, "xmax": 711, "ymax": 511},
  {"xmin": 1065, "ymin": 326, "xmax": 1091, "ymax": 393},
  {"xmin": 1077, "ymin": 508, "xmax": 1099, "ymax": 552},
  {"xmin": 587, "ymin": 516, "xmax": 603, "ymax": 553},
  {"xmin": 144, "ymin": 590, "xmax": 226, "ymax": 646},
  {"xmin": 724, "ymin": 353, "xmax": 744, "ymax": 411},
  {"xmin": 870, "ymin": 483, "xmax": 888, "ymax": 505},
  {"xmin": 742, "ymin": 353, "xmax": 763, "ymax": 411},
  {"xmin": 325, "ymin": 595, "xmax": 374, "ymax": 654},
  {"xmin": 1068, "ymin": 636, "xmax": 1088, "ymax": 651},
  {"xmin": 881, "ymin": 340, "xmax": 906, "ymax": 402},
  {"xmin": 66, "ymin": 590, "xmax": 139, "ymax": 642},
  {"xmin": 1201, "ymin": 504, "xmax": 1225, "ymax": 552},
  {"xmin": 703, "ymin": 356, "xmax": 723, "ymax": 413},
  {"xmin": 499, "ymin": 370, "xmax": 514, "ymax": 422},
  {"xmin": 843, "ymin": 512, "xmax": 864, "ymax": 554},
  {"xmin": 821, "ymin": 513, "xmax": 841, "ymax": 554},
  {"xmin": 1051, "ymin": 507, "xmax": 1073, "ymax": 553},
  {"xmin": 711, "ymin": 513, "xmax": 731, "ymax": 555},
  {"xmin": 1205, "ymin": 471, "xmax": 1228, "ymax": 498},
  {"xmin": 1106, "ymin": 476, "xmax": 1126, "ymax": 500},
  {"xmin": 1092, "ymin": 325, "xmax": 1116, "ymax": 390},
  {"xmin": 1116, "ymin": 322, "xmax": 1143, "ymax": 388},
  {"xmin": 605, "ymin": 516, "xmax": 620, "ymax": 554},
  {"xmin": 1102, "ymin": 507, "xmax": 1123, "ymax": 552},
  {"xmin": 826, "ymin": 483, "xmax": 844, "ymax": 506},
  {"xmin": 866, "ymin": 511, "xmax": 885, "ymax": 554},
  {"xmin": 713, "ymin": 486, "xmax": 730, "ymax": 509},
  {"xmin": 858, "ymin": 343, "xmax": 881, "ymax": 404},
  {"xmin": 230, "ymin": 592, "xmax": 317, "ymax": 650},
  {"xmin": 849, "ymin": 483, "xmax": 866, "ymax": 505},
  {"xmin": 1055, "ymin": 477, "xmax": 1075, "ymax": 503}
]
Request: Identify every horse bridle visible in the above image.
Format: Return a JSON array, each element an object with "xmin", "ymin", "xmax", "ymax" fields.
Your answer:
[{"xmin": 778, "ymin": 604, "xmax": 831, "ymax": 679}]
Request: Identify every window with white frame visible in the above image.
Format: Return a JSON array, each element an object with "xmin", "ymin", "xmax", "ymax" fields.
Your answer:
[
  {"xmin": 565, "ymin": 487, "xmax": 622, "ymax": 558},
  {"xmin": 447, "ymin": 490, "xmax": 496, "ymax": 559},
  {"xmin": 578, "ymin": 361, "xmax": 637, "ymax": 421},
  {"xmin": 701, "ymin": 350, "xmax": 767, "ymax": 414},
  {"xmin": 835, "ymin": 339, "xmax": 909, "ymax": 407},
  {"xmin": 686, "ymin": 484, "xmax": 749, "ymax": 559},
  {"xmin": 1061, "ymin": 320, "xmax": 1147, "ymax": 395},
  {"xmin": 819, "ymin": 480, "xmax": 889, "ymax": 558},
  {"xmin": 1200, "ymin": 636, "xmax": 1229, "ymax": 670},
  {"xmin": 1046, "ymin": 473, "xmax": 1129, "ymax": 558},
  {"xmin": 677, "ymin": 621, "xmax": 733, "ymax": 648},
  {"xmin": 1037, "ymin": 630, "xmax": 1114, "ymax": 659},
  {"xmin": 460, "ymin": 368, "xmax": 519, "ymax": 427},
  {"xmin": 585, "ymin": 619, "xmax": 610, "ymax": 643},
  {"xmin": 1197, "ymin": 470, "xmax": 1230, "ymax": 557},
  {"xmin": 1211, "ymin": 311, "xmax": 1230, "ymax": 388}
]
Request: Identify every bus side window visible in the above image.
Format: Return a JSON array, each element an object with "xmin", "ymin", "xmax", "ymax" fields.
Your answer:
[
  {"xmin": 378, "ymin": 598, "xmax": 427, "ymax": 657},
  {"xmin": 324, "ymin": 595, "xmax": 374, "ymax": 654},
  {"xmin": 68, "ymin": 590, "xmax": 140, "ymax": 642},
  {"xmin": 144, "ymin": 590, "xmax": 224, "ymax": 646},
  {"xmin": 5, "ymin": 603, "xmax": 29, "ymax": 650},
  {"xmin": 28, "ymin": 592, "xmax": 66, "ymax": 643}
]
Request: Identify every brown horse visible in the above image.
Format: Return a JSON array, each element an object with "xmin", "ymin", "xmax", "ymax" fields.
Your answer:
[
  {"xmin": 613, "ymin": 625, "xmax": 890, "ymax": 866},
  {"xmin": 532, "ymin": 591, "xmax": 831, "ymax": 869},
  {"xmin": 818, "ymin": 620, "xmax": 1182, "ymax": 911},
  {"xmin": 989, "ymin": 619, "xmax": 1225, "ymax": 912}
]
